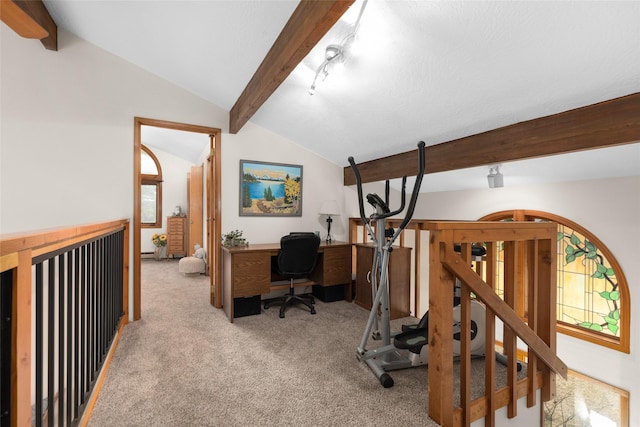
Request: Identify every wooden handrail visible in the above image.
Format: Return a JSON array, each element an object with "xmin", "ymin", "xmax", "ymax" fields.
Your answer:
[{"xmin": 0, "ymin": 219, "xmax": 128, "ymax": 257}]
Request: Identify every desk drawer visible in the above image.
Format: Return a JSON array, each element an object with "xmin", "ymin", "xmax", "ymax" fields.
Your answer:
[
  {"xmin": 319, "ymin": 246, "xmax": 352, "ymax": 286},
  {"xmin": 232, "ymin": 252, "xmax": 271, "ymax": 297}
]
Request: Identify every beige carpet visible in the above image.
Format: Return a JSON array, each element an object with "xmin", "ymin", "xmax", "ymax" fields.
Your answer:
[{"xmin": 88, "ymin": 259, "xmax": 518, "ymax": 426}]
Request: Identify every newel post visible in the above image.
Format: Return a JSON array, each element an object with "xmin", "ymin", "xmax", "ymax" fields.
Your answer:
[
  {"xmin": 13, "ymin": 249, "xmax": 32, "ymax": 427},
  {"xmin": 537, "ymin": 235, "xmax": 557, "ymax": 402},
  {"xmin": 427, "ymin": 229, "xmax": 455, "ymax": 427}
]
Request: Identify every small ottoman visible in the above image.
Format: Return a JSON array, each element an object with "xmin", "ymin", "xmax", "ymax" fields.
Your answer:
[{"xmin": 178, "ymin": 257, "xmax": 205, "ymax": 275}]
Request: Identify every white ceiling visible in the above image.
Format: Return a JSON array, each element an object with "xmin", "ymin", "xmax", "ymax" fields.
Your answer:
[{"xmin": 43, "ymin": 0, "xmax": 640, "ymax": 192}]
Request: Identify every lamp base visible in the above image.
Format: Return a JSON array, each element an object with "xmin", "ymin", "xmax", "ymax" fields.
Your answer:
[{"xmin": 326, "ymin": 215, "xmax": 333, "ymax": 242}]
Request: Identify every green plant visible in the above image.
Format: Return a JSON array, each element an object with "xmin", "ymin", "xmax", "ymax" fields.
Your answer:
[{"xmin": 221, "ymin": 229, "xmax": 248, "ymax": 247}]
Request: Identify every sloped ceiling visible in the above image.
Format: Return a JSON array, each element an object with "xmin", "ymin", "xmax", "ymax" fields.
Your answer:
[{"xmin": 40, "ymin": 0, "xmax": 640, "ymax": 191}]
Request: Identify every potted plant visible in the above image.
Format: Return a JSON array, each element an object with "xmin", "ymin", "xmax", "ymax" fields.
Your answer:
[
  {"xmin": 151, "ymin": 233, "xmax": 167, "ymax": 260},
  {"xmin": 221, "ymin": 229, "xmax": 248, "ymax": 247}
]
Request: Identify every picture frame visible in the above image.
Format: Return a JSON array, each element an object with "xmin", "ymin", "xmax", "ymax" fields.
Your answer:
[{"xmin": 239, "ymin": 160, "xmax": 303, "ymax": 217}]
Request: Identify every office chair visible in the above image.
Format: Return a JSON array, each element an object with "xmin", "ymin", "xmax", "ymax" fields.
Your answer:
[{"xmin": 264, "ymin": 233, "xmax": 321, "ymax": 318}]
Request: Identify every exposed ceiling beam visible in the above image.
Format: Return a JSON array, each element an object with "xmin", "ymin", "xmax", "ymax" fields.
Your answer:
[
  {"xmin": 0, "ymin": 0, "xmax": 57, "ymax": 50},
  {"xmin": 344, "ymin": 92, "xmax": 640, "ymax": 185},
  {"xmin": 229, "ymin": 0, "xmax": 354, "ymax": 134}
]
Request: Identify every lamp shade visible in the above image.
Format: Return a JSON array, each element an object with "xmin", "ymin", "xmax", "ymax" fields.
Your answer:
[{"xmin": 319, "ymin": 200, "xmax": 340, "ymax": 216}]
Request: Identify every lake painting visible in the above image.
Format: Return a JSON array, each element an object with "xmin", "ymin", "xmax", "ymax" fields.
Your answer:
[{"xmin": 239, "ymin": 160, "xmax": 303, "ymax": 216}]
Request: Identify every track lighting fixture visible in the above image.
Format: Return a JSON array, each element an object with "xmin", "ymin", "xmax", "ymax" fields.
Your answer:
[
  {"xmin": 308, "ymin": 0, "xmax": 368, "ymax": 95},
  {"xmin": 309, "ymin": 45, "xmax": 344, "ymax": 95},
  {"xmin": 487, "ymin": 165, "xmax": 504, "ymax": 188}
]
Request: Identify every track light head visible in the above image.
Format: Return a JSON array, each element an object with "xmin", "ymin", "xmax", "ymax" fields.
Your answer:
[{"xmin": 487, "ymin": 165, "xmax": 504, "ymax": 188}]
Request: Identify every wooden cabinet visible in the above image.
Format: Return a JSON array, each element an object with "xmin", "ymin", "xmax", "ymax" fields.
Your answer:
[
  {"xmin": 166, "ymin": 216, "xmax": 187, "ymax": 257},
  {"xmin": 354, "ymin": 243, "xmax": 411, "ymax": 319}
]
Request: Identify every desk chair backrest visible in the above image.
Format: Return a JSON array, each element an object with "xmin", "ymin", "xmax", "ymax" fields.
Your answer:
[{"xmin": 277, "ymin": 233, "xmax": 321, "ymax": 278}]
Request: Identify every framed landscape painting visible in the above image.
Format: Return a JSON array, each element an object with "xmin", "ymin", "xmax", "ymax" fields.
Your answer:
[{"xmin": 239, "ymin": 160, "xmax": 303, "ymax": 216}]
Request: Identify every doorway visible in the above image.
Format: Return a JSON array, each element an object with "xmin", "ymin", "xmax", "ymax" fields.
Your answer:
[{"xmin": 133, "ymin": 117, "xmax": 222, "ymax": 320}]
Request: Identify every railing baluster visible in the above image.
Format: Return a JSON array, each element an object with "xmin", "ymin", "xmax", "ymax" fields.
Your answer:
[
  {"xmin": 484, "ymin": 242, "xmax": 497, "ymax": 427},
  {"xmin": 459, "ymin": 243, "xmax": 472, "ymax": 425},
  {"xmin": 100, "ymin": 238, "xmax": 106, "ymax": 359},
  {"xmin": 73, "ymin": 247, "xmax": 80, "ymax": 421},
  {"xmin": 35, "ymin": 262, "xmax": 44, "ymax": 427},
  {"xmin": 527, "ymin": 239, "xmax": 539, "ymax": 408},
  {"xmin": 66, "ymin": 252, "xmax": 73, "ymax": 426},
  {"xmin": 58, "ymin": 253, "xmax": 66, "ymax": 426},
  {"xmin": 84, "ymin": 244, "xmax": 90, "ymax": 402},
  {"xmin": 47, "ymin": 258, "xmax": 55, "ymax": 427},
  {"xmin": 504, "ymin": 240, "xmax": 518, "ymax": 418}
]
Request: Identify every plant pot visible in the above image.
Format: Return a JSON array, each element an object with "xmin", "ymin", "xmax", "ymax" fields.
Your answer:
[{"xmin": 154, "ymin": 246, "xmax": 166, "ymax": 260}]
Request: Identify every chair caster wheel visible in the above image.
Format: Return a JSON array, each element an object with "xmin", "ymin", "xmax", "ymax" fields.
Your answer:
[
  {"xmin": 279, "ymin": 312, "xmax": 285, "ymax": 318},
  {"xmin": 310, "ymin": 308, "xmax": 316, "ymax": 315}
]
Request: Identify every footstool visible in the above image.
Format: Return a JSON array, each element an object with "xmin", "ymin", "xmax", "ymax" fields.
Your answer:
[{"xmin": 178, "ymin": 257, "xmax": 205, "ymax": 275}]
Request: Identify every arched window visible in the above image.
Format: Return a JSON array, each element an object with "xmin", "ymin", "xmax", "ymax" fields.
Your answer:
[
  {"xmin": 480, "ymin": 210, "xmax": 630, "ymax": 353},
  {"xmin": 141, "ymin": 145, "xmax": 163, "ymax": 228}
]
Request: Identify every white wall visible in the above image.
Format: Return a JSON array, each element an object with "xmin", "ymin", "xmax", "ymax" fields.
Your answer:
[
  {"xmin": 221, "ymin": 122, "xmax": 346, "ymax": 244},
  {"xmin": 345, "ymin": 175, "xmax": 640, "ymax": 426},
  {"xmin": 1, "ymin": 26, "xmax": 346, "ymax": 317},
  {"xmin": 0, "ymin": 27, "xmax": 228, "ymax": 233},
  {"xmin": 1, "ymin": 27, "xmax": 230, "ymax": 318},
  {"xmin": 140, "ymin": 147, "xmax": 193, "ymax": 253}
]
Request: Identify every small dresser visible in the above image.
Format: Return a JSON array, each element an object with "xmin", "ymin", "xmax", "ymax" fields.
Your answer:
[{"xmin": 166, "ymin": 216, "xmax": 187, "ymax": 257}]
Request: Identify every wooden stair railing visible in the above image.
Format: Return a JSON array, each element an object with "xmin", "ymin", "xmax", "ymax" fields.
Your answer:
[
  {"xmin": 348, "ymin": 218, "xmax": 568, "ymax": 426},
  {"xmin": 0, "ymin": 219, "xmax": 129, "ymax": 427},
  {"xmin": 426, "ymin": 221, "xmax": 567, "ymax": 427}
]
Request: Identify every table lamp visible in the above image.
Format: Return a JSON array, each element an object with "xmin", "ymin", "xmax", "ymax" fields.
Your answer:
[{"xmin": 319, "ymin": 200, "xmax": 340, "ymax": 242}]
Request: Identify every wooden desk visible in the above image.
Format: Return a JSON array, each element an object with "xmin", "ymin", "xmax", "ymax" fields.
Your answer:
[{"xmin": 221, "ymin": 241, "xmax": 352, "ymax": 322}]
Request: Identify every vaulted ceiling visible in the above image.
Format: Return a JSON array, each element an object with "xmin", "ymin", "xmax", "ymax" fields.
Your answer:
[{"xmin": 4, "ymin": 0, "xmax": 640, "ymax": 192}]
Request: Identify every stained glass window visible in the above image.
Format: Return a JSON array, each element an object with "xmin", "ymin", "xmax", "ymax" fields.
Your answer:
[{"xmin": 480, "ymin": 210, "xmax": 629, "ymax": 353}]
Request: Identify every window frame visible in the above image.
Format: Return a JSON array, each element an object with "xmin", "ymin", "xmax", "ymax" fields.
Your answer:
[
  {"xmin": 140, "ymin": 145, "xmax": 163, "ymax": 228},
  {"xmin": 480, "ymin": 210, "xmax": 630, "ymax": 353}
]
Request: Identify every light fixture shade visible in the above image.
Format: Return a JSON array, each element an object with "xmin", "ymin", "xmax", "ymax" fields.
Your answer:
[
  {"xmin": 487, "ymin": 165, "xmax": 504, "ymax": 188},
  {"xmin": 493, "ymin": 170, "xmax": 504, "ymax": 188},
  {"xmin": 487, "ymin": 168, "xmax": 496, "ymax": 188},
  {"xmin": 319, "ymin": 200, "xmax": 340, "ymax": 216}
]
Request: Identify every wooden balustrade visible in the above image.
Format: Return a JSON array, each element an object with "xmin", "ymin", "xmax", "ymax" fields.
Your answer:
[
  {"xmin": 0, "ymin": 220, "xmax": 129, "ymax": 427},
  {"xmin": 348, "ymin": 218, "xmax": 567, "ymax": 426}
]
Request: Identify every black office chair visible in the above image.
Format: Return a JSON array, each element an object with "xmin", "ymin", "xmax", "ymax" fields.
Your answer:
[{"xmin": 263, "ymin": 233, "xmax": 321, "ymax": 318}]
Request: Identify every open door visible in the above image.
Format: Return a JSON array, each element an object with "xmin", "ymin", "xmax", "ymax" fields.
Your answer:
[
  {"xmin": 206, "ymin": 134, "xmax": 221, "ymax": 307},
  {"xmin": 133, "ymin": 117, "xmax": 222, "ymax": 320},
  {"xmin": 187, "ymin": 165, "xmax": 203, "ymax": 255}
]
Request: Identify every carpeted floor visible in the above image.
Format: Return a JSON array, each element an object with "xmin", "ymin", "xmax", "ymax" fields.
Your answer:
[{"xmin": 88, "ymin": 259, "xmax": 518, "ymax": 426}]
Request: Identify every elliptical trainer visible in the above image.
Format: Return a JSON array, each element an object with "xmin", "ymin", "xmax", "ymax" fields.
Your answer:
[
  {"xmin": 350, "ymin": 143, "xmax": 519, "ymax": 388},
  {"xmin": 348, "ymin": 141, "xmax": 425, "ymax": 388}
]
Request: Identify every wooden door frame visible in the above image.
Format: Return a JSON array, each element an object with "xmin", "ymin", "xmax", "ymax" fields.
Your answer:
[{"xmin": 133, "ymin": 117, "xmax": 222, "ymax": 320}]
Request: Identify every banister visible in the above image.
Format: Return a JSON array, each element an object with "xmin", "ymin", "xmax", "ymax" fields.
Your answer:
[
  {"xmin": 1, "ymin": 219, "xmax": 130, "ymax": 427},
  {"xmin": 0, "ymin": 219, "xmax": 128, "ymax": 258},
  {"xmin": 442, "ymin": 245, "xmax": 568, "ymax": 379}
]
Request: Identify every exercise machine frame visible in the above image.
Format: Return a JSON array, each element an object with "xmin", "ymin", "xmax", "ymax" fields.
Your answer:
[{"xmin": 348, "ymin": 141, "xmax": 425, "ymax": 388}]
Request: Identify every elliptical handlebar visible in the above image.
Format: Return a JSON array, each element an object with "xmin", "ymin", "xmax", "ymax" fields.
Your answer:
[
  {"xmin": 397, "ymin": 141, "xmax": 425, "ymax": 232},
  {"xmin": 384, "ymin": 176, "xmax": 407, "ymax": 218},
  {"xmin": 348, "ymin": 141, "xmax": 426, "ymax": 232},
  {"xmin": 348, "ymin": 155, "xmax": 368, "ymax": 226}
]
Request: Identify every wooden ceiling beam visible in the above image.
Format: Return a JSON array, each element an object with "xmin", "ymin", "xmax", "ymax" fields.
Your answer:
[
  {"xmin": 344, "ymin": 92, "xmax": 640, "ymax": 185},
  {"xmin": 229, "ymin": 0, "xmax": 354, "ymax": 134},
  {"xmin": 0, "ymin": 0, "xmax": 57, "ymax": 50}
]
